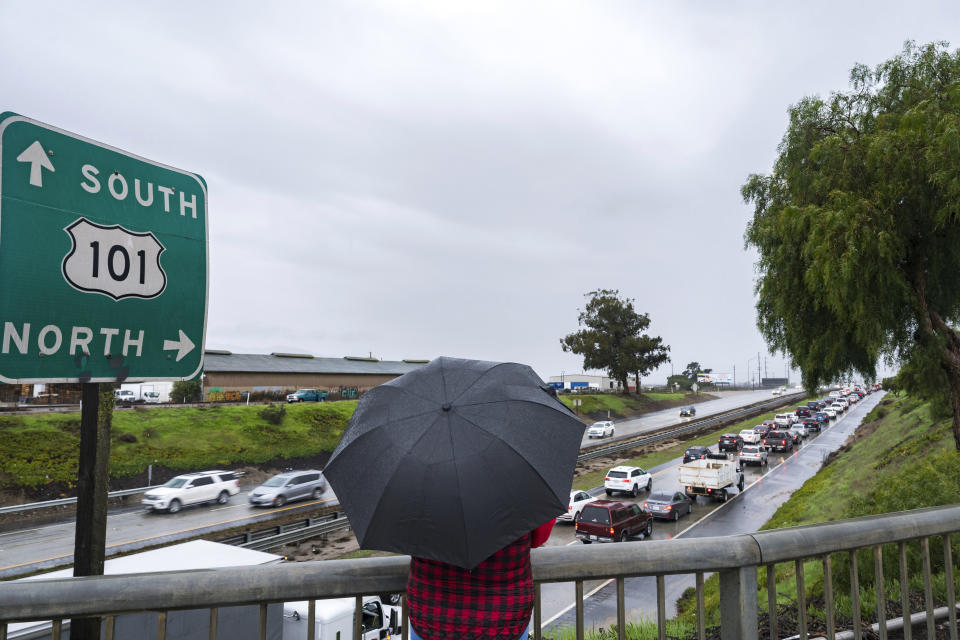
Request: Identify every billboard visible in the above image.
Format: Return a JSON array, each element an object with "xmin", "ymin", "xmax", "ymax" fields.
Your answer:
[{"xmin": 697, "ymin": 372, "xmax": 733, "ymax": 384}]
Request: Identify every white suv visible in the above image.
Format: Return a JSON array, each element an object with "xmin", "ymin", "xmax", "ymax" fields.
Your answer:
[
  {"xmin": 142, "ymin": 470, "xmax": 241, "ymax": 513},
  {"xmin": 604, "ymin": 465, "xmax": 652, "ymax": 498},
  {"xmin": 774, "ymin": 413, "xmax": 793, "ymax": 427},
  {"xmin": 587, "ymin": 421, "xmax": 615, "ymax": 438}
]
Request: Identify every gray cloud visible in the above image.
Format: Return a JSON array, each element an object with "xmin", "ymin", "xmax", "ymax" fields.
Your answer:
[{"xmin": 2, "ymin": 0, "xmax": 950, "ymax": 383}]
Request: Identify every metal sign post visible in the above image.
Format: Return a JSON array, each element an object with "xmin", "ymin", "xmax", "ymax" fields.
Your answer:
[{"xmin": 1, "ymin": 113, "xmax": 208, "ymax": 640}]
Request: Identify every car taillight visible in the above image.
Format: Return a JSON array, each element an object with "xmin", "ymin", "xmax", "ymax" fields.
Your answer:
[
  {"xmin": 605, "ymin": 478, "xmax": 610, "ymax": 481},
  {"xmin": 568, "ymin": 506, "xmax": 572, "ymax": 511},
  {"xmin": 665, "ymin": 505, "xmax": 672, "ymax": 510},
  {"xmin": 686, "ymin": 486, "xmax": 691, "ymax": 491},
  {"xmin": 622, "ymin": 479, "xmax": 629, "ymax": 483}
]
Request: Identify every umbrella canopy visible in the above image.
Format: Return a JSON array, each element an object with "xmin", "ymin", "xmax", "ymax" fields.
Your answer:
[{"xmin": 324, "ymin": 356, "xmax": 585, "ymax": 569}]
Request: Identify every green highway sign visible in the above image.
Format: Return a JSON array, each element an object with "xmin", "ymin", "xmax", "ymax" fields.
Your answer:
[{"xmin": 0, "ymin": 112, "xmax": 207, "ymax": 382}]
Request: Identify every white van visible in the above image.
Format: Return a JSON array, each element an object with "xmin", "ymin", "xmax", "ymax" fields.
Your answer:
[{"xmin": 142, "ymin": 391, "xmax": 162, "ymax": 404}]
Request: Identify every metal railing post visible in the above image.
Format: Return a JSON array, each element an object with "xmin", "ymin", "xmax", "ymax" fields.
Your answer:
[{"xmin": 718, "ymin": 565, "xmax": 758, "ymax": 640}]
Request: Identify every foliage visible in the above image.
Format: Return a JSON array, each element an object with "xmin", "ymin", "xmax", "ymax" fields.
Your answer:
[
  {"xmin": 560, "ymin": 289, "xmax": 671, "ymax": 394},
  {"xmin": 546, "ymin": 620, "xmax": 694, "ymax": 640},
  {"xmin": 0, "ymin": 401, "xmax": 356, "ymax": 488},
  {"xmin": 258, "ymin": 404, "xmax": 286, "ymax": 425},
  {"xmin": 667, "ymin": 374, "xmax": 693, "ymax": 390},
  {"xmin": 681, "ymin": 362, "xmax": 710, "ymax": 382},
  {"xmin": 171, "ymin": 380, "xmax": 202, "ymax": 403},
  {"xmin": 557, "ymin": 391, "xmax": 689, "ymax": 421},
  {"xmin": 742, "ymin": 41, "xmax": 960, "ymax": 449}
]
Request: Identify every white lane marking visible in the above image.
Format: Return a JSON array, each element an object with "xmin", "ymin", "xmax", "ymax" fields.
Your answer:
[
  {"xmin": 542, "ymin": 578, "xmax": 615, "ymax": 627},
  {"xmin": 0, "ymin": 529, "xmax": 36, "ymax": 538}
]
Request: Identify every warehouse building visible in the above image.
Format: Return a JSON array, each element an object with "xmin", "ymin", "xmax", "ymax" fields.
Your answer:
[
  {"xmin": 546, "ymin": 374, "xmax": 620, "ymax": 392},
  {"xmin": 202, "ymin": 350, "xmax": 429, "ymax": 401}
]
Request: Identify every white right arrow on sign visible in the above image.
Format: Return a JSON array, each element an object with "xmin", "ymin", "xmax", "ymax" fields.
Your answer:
[
  {"xmin": 163, "ymin": 330, "xmax": 195, "ymax": 362},
  {"xmin": 16, "ymin": 140, "xmax": 55, "ymax": 187}
]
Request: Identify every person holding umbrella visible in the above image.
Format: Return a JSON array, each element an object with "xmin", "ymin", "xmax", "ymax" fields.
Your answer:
[{"xmin": 325, "ymin": 357, "xmax": 586, "ymax": 640}]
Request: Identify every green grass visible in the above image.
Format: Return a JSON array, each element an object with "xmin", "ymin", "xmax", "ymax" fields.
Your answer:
[
  {"xmin": 558, "ymin": 392, "xmax": 693, "ymax": 420},
  {"xmin": 0, "ymin": 388, "xmax": 715, "ymax": 493},
  {"xmin": 545, "ymin": 619, "xmax": 695, "ymax": 640},
  {"xmin": 0, "ymin": 401, "xmax": 357, "ymax": 488}
]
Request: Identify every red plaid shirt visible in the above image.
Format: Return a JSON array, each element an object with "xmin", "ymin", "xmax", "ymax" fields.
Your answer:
[{"xmin": 407, "ymin": 521, "xmax": 554, "ymax": 640}]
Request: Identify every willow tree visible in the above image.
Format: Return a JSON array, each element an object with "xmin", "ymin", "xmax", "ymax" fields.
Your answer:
[{"xmin": 743, "ymin": 41, "xmax": 960, "ymax": 450}]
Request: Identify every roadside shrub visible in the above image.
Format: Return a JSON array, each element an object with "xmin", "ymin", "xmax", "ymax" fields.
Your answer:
[
  {"xmin": 259, "ymin": 404, "xmax": 286, "ymax": 425},
  {"xmin": 831, "ymin": 448, "xmax": 960, "ymax": 593}
]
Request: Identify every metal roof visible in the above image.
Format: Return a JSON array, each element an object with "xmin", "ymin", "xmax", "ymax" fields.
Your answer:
[{"xmin": 202, "ymin": 352, "xmax": 428, "ymax": 376}]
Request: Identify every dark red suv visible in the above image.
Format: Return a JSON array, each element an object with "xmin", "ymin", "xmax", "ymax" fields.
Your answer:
[{"xmin": 574, "ymin": 500, "xmax": 653, "ymax": 544}]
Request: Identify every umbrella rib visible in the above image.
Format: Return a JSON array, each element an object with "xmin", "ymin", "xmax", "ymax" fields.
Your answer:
[
  {"xmin": 453, "ymin": 410, "xmax": 562, "ymax": 504},
  {"xmin": 445, "ymin": 361, "xmax": 513, "ymax": 405},
  {"xmin": 361, "ymin": 410, "xmax": 472, "ymax": 558},
  {"xmin": 338, "ymin": 406, "xmax": 445, "ymax": 443}
]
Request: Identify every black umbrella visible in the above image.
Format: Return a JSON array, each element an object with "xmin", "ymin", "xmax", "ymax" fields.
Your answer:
[{"xmin": 324, "ymin": 356, "xmax": 585, "ymax": 569}]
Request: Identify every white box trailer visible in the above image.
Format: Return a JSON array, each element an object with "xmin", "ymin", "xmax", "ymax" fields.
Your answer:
[
  {"xmin": 679, "ymin": 454, "xmax": 745, "ymax": 502},
  {"xmin": 8, "ymin": 540, "xmax": 285, "ymax": 640},
  {"xmin": 283, "ymin": 596, "xmax": 401, "ymax": 640}
]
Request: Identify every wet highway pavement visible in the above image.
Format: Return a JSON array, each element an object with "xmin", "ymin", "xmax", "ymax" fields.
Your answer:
[
  {"xmin": 543, "ymin": 391, "xmax": 885, "ymax": 632},
  {"xmin": 580, "ymin": 388, "xmax": 798, "ymax": 445}
]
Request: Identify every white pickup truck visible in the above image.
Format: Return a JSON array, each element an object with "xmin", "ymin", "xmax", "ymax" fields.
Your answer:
[{"xmin": 679, "ymin": 453, "xmax": 745, "ymax": 503}]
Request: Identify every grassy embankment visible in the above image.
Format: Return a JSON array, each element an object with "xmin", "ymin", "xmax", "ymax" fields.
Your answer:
[
  {"xmin": 665, "ymin": 393, "xmax": 960, "ymax": 637},
  {"xmin": 0, "ymin": 402, "xmax": 356, "ymax": 490},
  {"xmin": 0, "ymin": 390, "xmax": 701, "ymax": 493},
  {"xmin": 558, "ymin": 391, "xmax": 700, "ymax": 421}
]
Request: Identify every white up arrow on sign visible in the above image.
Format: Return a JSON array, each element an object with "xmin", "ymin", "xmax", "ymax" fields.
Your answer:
[
  {"xmin": 16, "ymin": 140, "xmax": 55, "ymax": 187},
  {"xmin": 163, "ymin": 330, "xmax": 195, "ymax": 362}
]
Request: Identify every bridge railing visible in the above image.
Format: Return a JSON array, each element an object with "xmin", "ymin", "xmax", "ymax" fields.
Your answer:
[{"xmin": 1, "ymin": 504, "xmax": 958, "ymax": 640}]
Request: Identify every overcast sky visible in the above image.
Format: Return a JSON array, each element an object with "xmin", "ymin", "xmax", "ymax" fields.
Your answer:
[{"xmin": 2, "ymin": 2, "xmax": 955, "ymax": 383}]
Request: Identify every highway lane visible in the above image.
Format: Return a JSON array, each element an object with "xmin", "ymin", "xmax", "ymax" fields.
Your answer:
[
  {"xmin": 0, "ymin": 489, "xmax": 340, "ymax": 577},
  {"xmin": 542, "ymin": 391, "xmax": 885, "ymax": 632},
  {"xmin": 580, "ymin": 388, "xmax": 796, "ymax": 445},
  {"xmin": 0, "ymin": 388, "xmax": 791, "ymax": 577}
]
